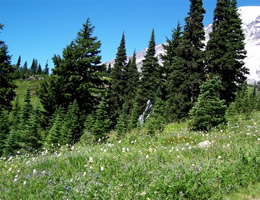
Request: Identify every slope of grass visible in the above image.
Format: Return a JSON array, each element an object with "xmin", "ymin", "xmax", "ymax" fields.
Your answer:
[
  {"xmin": 13, "ymin": 79, "xmax": 44, "ymax": 107},
  {"xmin": 0, "ymin": 112, "xmax": 260, "ymax": 199}
]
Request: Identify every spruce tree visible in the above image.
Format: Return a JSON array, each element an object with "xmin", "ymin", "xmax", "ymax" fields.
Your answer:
[
  {"xmin": 137, "ymin": 29, "xmax": 160, "ymax": 113},
  {"xmin": 91, "ymin": 96, "xmax": 111, "ymax": 141},
  {"xmin": 46, "ymin": 107, "xmax": 65, "ymax": 146},
  {"xmin": 166, "ymin": 0, "xmax": 206, "ymax": 120},
  {"xmin": 125, "ymin": 51, "xmax": 140, "ymax": 112},
  {"xmin": 39, "ymin": 18, "xmax": 105, "ymax": 117},
  {"xmin": 0, "ymin": 24, "xmax": 16, "ymax": 112},
  {"xmin": 60, "ymin": 100, "xmax": 81, "ymax": 144},
  {"xmin": 110, "ymin": 33, "xmax": 128, "ymax": 120},
  {"xmin": 189, "ymin": 76, "xmax": 227, "ymax": 131},
  {"xmin": 0, "ymin": 110, "xmax": 9, "ymax": 156},
  {"xmin": 206, "ymin": 0, "xmax": 248, "ymax": 104},
  {"xmin": 161, "ymin": 22, "xmax": 182, "ymax": 100},
  {"xmin": 43, "ymin": 61, "xmax": 49, "ymax": 75}
]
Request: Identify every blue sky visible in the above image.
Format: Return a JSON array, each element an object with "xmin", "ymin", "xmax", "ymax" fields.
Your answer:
[{"xmin": 1, "ymin": 0, "xmax": 260, "ymax": 70}]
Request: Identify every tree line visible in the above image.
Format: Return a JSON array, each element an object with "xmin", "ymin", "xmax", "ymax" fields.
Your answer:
[{"xmin": 1, "ymin": 0, "xmax": 260, "ymax": 156}]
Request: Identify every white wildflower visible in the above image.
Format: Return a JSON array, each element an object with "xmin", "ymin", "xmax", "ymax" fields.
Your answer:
[
  {"xmin": 33, "ymin": 169, "xmax": 37, "ymax": 175},
  {"xmin": 118, "ymin": 140, "xmax": 121, "ymax": 144},
  {"xmin": 83, "ymin": 172, "xmax": 87, "ymax": 176},
  {"xmin": 14, "ymin": 178, "xmax": 17, "ymax": 182},
  {"xmin": 101, "ymin": 166, "xmax": 104, "ymax": 171},
  {"xmin": 23, "ymin": 181, "xmax": 26, "ymax": 185},
  {"xmin": 146, "ymin": 155, "xmax": 149, "ymax": 159},
  {"xmin": 218, "ymin": 155, "xmax": 222, "ymax": 159},
  {"xmin": 89, "ymin": 157, "xmax": 93, "ymax": 163},
  {"xmin": 122, "ymin": 148, "xmax": 126, "ymax": 153}
]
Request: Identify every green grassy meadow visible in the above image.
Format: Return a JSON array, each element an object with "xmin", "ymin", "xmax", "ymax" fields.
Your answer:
[
  {"xmin": 13, "ymin": 79, "xmax": 43, "ymax": 107},
  {"xmin": 0, "ymin": 110, "xmax": 259, "ymax": 199}
]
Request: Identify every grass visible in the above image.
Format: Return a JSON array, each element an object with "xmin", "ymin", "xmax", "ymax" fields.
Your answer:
[
  {"xmin": 225, "ymin": 182, "xmax": 260, "ymax": 200},
  {"xmin": 0, "ymin": 112, "xmax": 260, "ymax": 199},
  {"xmin": 13, "ymin": 79, "xmax": 44, "ymax": 107}
]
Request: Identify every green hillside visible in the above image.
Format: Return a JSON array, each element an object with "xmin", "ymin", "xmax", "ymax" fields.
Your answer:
[
  {"xmin": 13, "ymin": 79, "xmax": 44, "ymax": 108},
  {"xmin": 1, "ymin": 112, "xmax": 259, "ymax": 199}
]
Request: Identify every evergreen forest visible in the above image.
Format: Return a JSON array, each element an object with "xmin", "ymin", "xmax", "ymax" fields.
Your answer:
[{"xmin": 1, "ymin": 0, "xmax": 260, "ymax": 199}]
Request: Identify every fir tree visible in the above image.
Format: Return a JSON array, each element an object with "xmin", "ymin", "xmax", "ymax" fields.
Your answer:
[
  {"xmin": 43, "ymin": 61, "xmax": 49, "ymax": 75},
  {"xmin": 39, "ymin": 18, "xmax": 105, "ymax": 117},
  {"xmin": 46, "ymin": 107, "xmax": 65, "ymax": 146},
  {"xmin": 30, "ymin": 58, "xmax": 38, "ymax": 74},
  {"xmin": 206, "ymin": 0, "xmax": 248, "ymax": 104},
  {"xmin": 0, "ymin": 24, "xmax": 16, "ymax": 112},
  {"xmin": 0, "ymin": 110, "xmax": 9, "ymax": 156},
  {"xmin": 137, "ymin": 29, "xmax": 160, "ymax": 113},
  {"xmin": 37, "ymin": 64, "xmax": 42, "ymax": 74},
  {"xmin": 110, "ymin": 32, "xmax": 128, "ymax": 120},
  {"xmin": 166, "ymin": 0, "xmax": 206, "ymax": 120},
  {"xmin": 116, "ymin": 103, "xmax": 128, "ymax": 136},
  {"xmin": 125, "ymin": 51, "xmax": 140, "ymax": 111},
  {"xmin": 91, "ymin": 96, "xmax": 111, "ymax": 141},
  {"xmin": 189, "ymin": 76, "xmax": 227, "ymax": 131},
  {"xmin": 60, "ymin": 100, "xmax": 81, "ymax": 144},
  {"xmin": 161, "ymin": 22, "xmax": 182, "ymax": 100}
]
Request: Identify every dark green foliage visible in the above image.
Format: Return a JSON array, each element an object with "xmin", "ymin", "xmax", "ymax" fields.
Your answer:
[
  {"xmin": 116, "ymin": 103, "xmax": 128, "ymax": 136},
  {"xmin": 166, "ymin": 0, "xmax": 206, "ymax": 120},
  {"xmin": 91, "ymin": 96, "xmax": 111, "ymax": 142},
  {"xmin": 46, "ymin": 107, "xmax": 65, "ymax": 146},
  {"xmin": 144, "ymin": 96, "xmax": 166, "ymax": 134},
  {"xmin": 161, "ymin": 22, "xmax": 182, "ymax": 100},
  {"xmin": 128, "ymin": 101, "xmax": 140, "ymax": 130},
  {"xmin": 206, "ymin": 0, "xmax": 248, "ymax": 104},
  {"xmin": 60, "ymin": 100, "xmax": 81, "ymax": 145},
  {"xmin": 30, "ymin": 58, "xmax": 38, "ymax": 74},
  {"xmin": 0, "ymin": 110, "xmax": 9, "ymax": 156},
  {"xmin": 226, "ymin": 83, "xmax": 260, "ymax": 119},
  {"xmin": 0, "ymin": 24, "xmax": 16, "ymax": 112},
  {"xmin": 137, "ymin": 29, "xmax": 160, "ymax": 113},
  {"xmin": 39, "ymin": 18, "xmax": 105, "ymax": 117},
  {"xmin": 110, "ymin": 33, "xmax": 128, "ymax": 120},
  {"xmin": 125, "ymin": 52, "xmax": 140, "ymax": 111},
  {"xmin": 16, "ymin": 89, "xmax": 42, "ymax": 151},
  {"xmin": 189, "ymin": 76, "xmax": 227, "ymax": 131},
  {"xmin": 43, "ymin": 61, "xmax": 49, "ymax": 75}
]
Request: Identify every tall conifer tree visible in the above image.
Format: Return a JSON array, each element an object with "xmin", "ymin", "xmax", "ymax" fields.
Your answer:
[
  {"xmin": 0, "ymin": 24, "xmax": 16, "ymax": 112},
  {"xmin": 39, "ymin": 18, "xmax": 105, "ymax": 117},
  {"xmin": 110, "ymin": 33, "xmax": 128, "ymax": 120},
  {"xmin": 166, "ymin": 0, "xmax": 205, "ymax": 120},
  {"xmin": 206, "ymin": 0, "xmax": 248, "ymax": 104},
  {"xmin": 137, "ymin": 29, "xmax": 160, "ymax": 113},
  {"xmin": 161, "ymin": 23, "xmax": 182, "ymax": 100}
]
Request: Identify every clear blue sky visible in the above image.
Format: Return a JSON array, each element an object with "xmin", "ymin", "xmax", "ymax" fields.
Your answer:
[{"xmin": 1, "ymin": 0, "xmax": 260, "ymax": 70}]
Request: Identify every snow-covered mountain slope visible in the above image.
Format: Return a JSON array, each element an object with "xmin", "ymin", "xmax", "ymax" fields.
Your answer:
[{"xmin": 106, "ymin": 6, "xmax": 260, "ymax": 83}]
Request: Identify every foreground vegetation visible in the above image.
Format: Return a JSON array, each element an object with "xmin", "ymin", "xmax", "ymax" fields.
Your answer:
[{"xmin": 1, "ymin": 112, "xmax": 259, "ymax": 199}]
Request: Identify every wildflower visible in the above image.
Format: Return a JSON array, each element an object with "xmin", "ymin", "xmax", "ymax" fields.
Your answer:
[
  {"xmin": 71, "ymin": 146, "xmax": 75, "ymax": 151},
  {"xmin": 14, "ymin": 178, "xmax": 17, "ymax": 182},
  {"xmin": 177, "ymin": 155, "xmax": 180, "ymax": 159},
  {"xmin": 33, "ymin": 169, "xmax": 37, "ymax": 175},
  {"xmin": 258, "ymin": 138, "xmax": 260, "ymax": 141},
  {"xmin": 146, "ymin": 155, "xmax": 149, "ymax": 159},
  {"xmin": 218, "ymin": 155, "xmax": 222, "ymax": 159},
  {"xmin": 101, "ymin": 166, "xmax": 104, "ymax": 171},
  {"xmin": 140, "ymin": 191, "xmax": 146, "ymax": 196},
  {"xmin": 89, "ymin": 157, "xmax": 93, "ymax": 163},
  {"xmin": 23, "ymin": 181, "xmax": 26, "ymax": 185},
  {"xmin": 8, "ymin": 167, "xmax": 12, "ymax": 172},
  {"xmin": 118, "ymin": 140, "xmax": 121, "ymax": 144},
  {"xmin": 122, "ymin": 148, "xmax": 126, "ymax": 153},
  {"xmin": 83, "ymin": 172, "xmax": 87, "ymax": 176}
]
